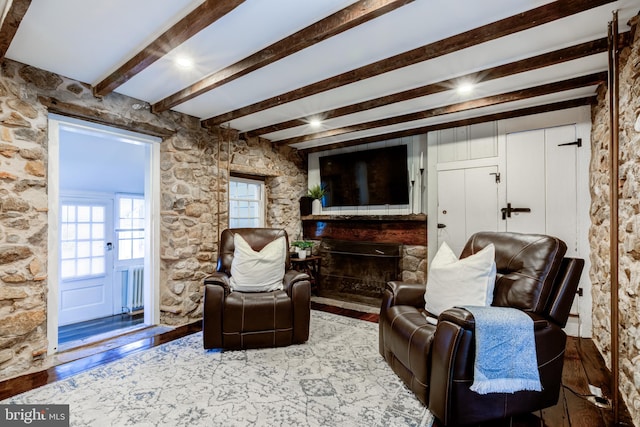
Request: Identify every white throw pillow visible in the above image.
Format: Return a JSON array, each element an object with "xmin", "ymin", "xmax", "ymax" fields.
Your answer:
[
  {"xmin": 229, "ymin": 234, "xmax": 286, "ymax": 292},
  {"xmin": 424, "ymin": 241, "xmax": 496, "ymax": 316}
]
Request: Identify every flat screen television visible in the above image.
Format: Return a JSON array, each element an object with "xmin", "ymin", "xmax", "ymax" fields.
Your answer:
[{"xmin": 319, "ymin": 145, "xmax": 409, "ymax": 207}]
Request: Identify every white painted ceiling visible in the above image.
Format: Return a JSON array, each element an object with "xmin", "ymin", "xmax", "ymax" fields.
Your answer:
[
  {"xmin": 4, "ymin": 0, "xmax": 639, "ymax": 150},
  {"xmin": 59, "ymin": 127, "xmax": 146, "ymax": 194}
]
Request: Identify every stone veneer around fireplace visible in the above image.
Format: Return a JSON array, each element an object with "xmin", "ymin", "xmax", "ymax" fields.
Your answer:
[{"xmin": 302, "ymin": 214, "xmax": 428, "ymax": 305}]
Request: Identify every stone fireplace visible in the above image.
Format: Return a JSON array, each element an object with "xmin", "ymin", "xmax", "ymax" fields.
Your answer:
[
  {"xmin": 318, "ymin": 239, "xmax": 403, "ymax": 305},
  {"xmin": 302, "ymin": 214, "xmax": 427, "ymax": 306}
]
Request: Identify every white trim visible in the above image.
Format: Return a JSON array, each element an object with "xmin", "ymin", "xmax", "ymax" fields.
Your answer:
[
  {"xmin": 145, "ymin": 142, "xmax": 161, "ymax": 326},
  {"xmin": 46, "ymin": 118, "xmax": 60, "ymax": 354},
  {"xmin": 229, "ymin": 176, "xmax": 265, "ymax": 228},
  {"xmin": 427, "ymin": 131, "xmax": 439, "ymax": 266},
  {"xmin": 47, "ymin": 114, "xmax": 162, "ymax": 353}
]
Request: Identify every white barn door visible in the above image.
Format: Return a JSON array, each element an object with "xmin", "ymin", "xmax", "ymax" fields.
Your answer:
[
  {"xmin": 433, "ymin": 123, "xmax": 586, "ymax": 336},
  {"xmin": 505, "ymin": 125, "xmax": 579, "ymax": 253},
  {"xmin": 505, "ymin": 125, "xmax": 582, "ymax": 335}
]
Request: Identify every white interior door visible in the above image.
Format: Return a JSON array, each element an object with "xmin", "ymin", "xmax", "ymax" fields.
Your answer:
[
  {"xmin": 505, "ymin": 125, "xmax": 578, "ymax": 254},
  {"xmin": 59, "ymin": 197, "xmax": 114, "ymax": 326},
  {"xmin": 432, "ymin": 116, "xmax": 589, "ymax": 337},
  {"xmin": 505, "ymin": 124, "xmax": 583, "ymax": 335},
  {"xmin": 437, "ymin": 166, "xmax": 500, "ymax": 256},
  {"xmin": 504, "ymin": 129, "xmax": 546, "ymax": 233}
]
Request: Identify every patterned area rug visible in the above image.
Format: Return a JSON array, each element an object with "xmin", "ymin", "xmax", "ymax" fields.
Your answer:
[{"xmin": 4, "ymin": 311, "xmax": 433, "ymax": 426}]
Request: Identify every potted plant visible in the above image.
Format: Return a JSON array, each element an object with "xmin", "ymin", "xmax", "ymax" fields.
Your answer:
[
  {"xmin": 307, "ymin": 184, "xmax": 326, "ymax": 215},
  {"xmin": 291, "ymin": 240, "xmax": 313, "ymax": 259}
]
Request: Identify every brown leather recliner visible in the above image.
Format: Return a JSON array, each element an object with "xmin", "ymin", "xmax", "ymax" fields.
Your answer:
[
  {"xmin": 203, "ymin": 228, "xmax": 311, "ymax": 350},
  {"xmin": 379, "ymin": 231, "xmax": 584, "ymax": 426}
]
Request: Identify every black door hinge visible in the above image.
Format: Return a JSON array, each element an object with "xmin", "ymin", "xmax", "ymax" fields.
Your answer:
[{"xmin": 558, "ymin": 138, "xmax": 582, "ymax": 148}]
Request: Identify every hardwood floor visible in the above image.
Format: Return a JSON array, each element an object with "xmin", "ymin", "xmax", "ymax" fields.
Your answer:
[
  {"xmin": 58, "ymin": 313, "xmax": 145, "ymax": 345},
  {"xmin": 0, "ymin": 303, "xmax": 633, "ymax": 426}
]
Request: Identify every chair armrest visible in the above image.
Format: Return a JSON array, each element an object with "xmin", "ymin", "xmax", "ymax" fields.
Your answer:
[
  {"xmin": 384, "ymin": 281, "xmax": 426, "ymax": 308},
  {"xmin": 283, "ymin": 269, "xmax": 310, "ymax": 294},
  {"xmin": 438, "ymin": 307, "xmax": 475, "ymax": 329},
  {"xmin": 439, "ymin": 307, "xmax": 550, "ymax": 331},
  {"xmin": 204, "ymin": 272, "xmax": 231, "ymax": 295},
  {"xmin": 429, "ymin": 306, "xmax": 555, "ymax": 424},
  {"xmin": 203, "ymin": 276, "xmax": 227, "ymax": 349},
  {"xmin": 289, "ymin": 273, "xmax": 311, "ymax": 344}
]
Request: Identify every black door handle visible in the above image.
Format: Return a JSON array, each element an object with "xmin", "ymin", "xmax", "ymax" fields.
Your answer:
[
  {"xmin": 501, "ymin": 203, "xmax": 531, "ymax": 220},
  {"xmin": 437, "ymin": 223, "xmax": 446, "ymax": 229}
]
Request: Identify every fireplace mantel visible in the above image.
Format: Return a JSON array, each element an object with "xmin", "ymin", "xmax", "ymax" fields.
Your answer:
[
  {"xmin": 302, "ymin": 214, "xmax": 426, "ymax": 222},
  {"xmin": 302, "ymin": 214, "xmax": 426, "ymax": 246}
]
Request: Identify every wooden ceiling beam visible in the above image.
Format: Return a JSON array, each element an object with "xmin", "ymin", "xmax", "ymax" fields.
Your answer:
[
  {"xmin": 0, "ymin": 0, "xmax": 32, "ymax": 60},
  {"xmin": 246, "ymin": 35, "xmax": 616, "ymax": 137},
  {"xmin": 301, "ymin": 97, "xmax": 595, "ymax": 153},
  {"xmin": 93, "ymin": 0, "xmax": 246, "ymax": 97},
  {"xmin": 277, "ymin": 71, "xmax": 606, "ymax": 145},
  {"xmin": 39, "ymin": 96, "xmax": 175, "ymax": 138},
  {"xmin": 152, "ymin": 0, "xmax": 414, "ymax": 113},
  {"xmin": 201, "ymin": 0, "xmax": 615, "ymax": 128}
]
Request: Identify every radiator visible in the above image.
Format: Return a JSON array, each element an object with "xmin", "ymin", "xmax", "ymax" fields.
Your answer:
[{"xmin": 124, "ymin": 266, "xmax": 144, "ymax": 313}]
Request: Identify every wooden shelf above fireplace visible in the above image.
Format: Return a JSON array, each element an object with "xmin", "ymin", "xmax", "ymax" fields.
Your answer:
[
  {"xmin": 302, "ymin": 214, "xmax": 426, "ymax": 222},
  {"xmin": 301, "ymin": 214, "xmax": 427, "ymax": 246}
]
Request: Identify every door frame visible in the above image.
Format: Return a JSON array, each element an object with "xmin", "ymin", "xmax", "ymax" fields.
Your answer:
[
  {"xmin": 47, "ymin": 115, "xmax": 162, "ymax": 354},
  {"xmin": 428, "ymin": 106, "xmax": 593, "ymax": 337}
]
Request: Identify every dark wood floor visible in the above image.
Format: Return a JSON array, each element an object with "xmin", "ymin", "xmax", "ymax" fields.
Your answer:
[
  {"xmin": 58, "ymin": 313, "xmax": 145, "ymax": 345},
  {"xmin": 0, "ymin": 302, "xmax": 633, "ymax": 426}
]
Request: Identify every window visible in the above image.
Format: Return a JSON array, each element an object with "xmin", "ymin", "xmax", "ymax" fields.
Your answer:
[
  {"xmin": 60, "ymin": 204, "xmax": 106, "ymax": 279},
  {"xmin": 116, "ymin": 195, "xmax": 145, "ymax": 261},
  {"xmin": 229, "ymin": 177, "xmax": 264, "ymax": 228}
]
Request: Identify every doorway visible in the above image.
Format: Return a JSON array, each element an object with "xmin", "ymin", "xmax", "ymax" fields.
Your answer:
[
  {"xmin": 436, "ymin": 125, "xmax": 580, "ymax": 251},
  {"xmin": 47, "ymin": 115, "xmax": 161, "ymax": 353},
  {"xmin": 428, "ymin": 108, "xmax": 592, "ymax": 337}
]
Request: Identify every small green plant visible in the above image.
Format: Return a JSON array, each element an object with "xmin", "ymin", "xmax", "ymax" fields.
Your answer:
[
  {"xmin": 291, "ymin": 240, "xmax": 313, "ymax": 250},
  {"xmin": 307, "ymin": 184, "xmax": 326, "ymax": 200}
]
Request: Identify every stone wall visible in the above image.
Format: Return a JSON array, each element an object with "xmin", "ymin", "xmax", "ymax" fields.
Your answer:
[
  {"xmin": 0, "ymin": 62, "xmax": 49, "ymax": 379},
  {"xmin": 230, "ymin": 136, "xmax": 307, "ymax": 237},
  {"xmin": 401, "ymin": 245, "xmax": 428, "ymax": 283},
  {"xmin": 589, "ymin": 15, "xmax": 640, "ymax": 425},
  {"xmin": 0, "ymin": 58, "xmax": 307, "ymax": 377}
]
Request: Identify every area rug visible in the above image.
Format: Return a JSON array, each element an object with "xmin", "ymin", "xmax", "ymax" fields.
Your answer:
[{"xmin": 4, "ymin": 311, "xmax": 433, "ymax": 426}]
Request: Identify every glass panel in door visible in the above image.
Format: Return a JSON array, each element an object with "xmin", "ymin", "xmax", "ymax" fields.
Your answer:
[{"xmin": 59, "ymin": 198, "xmax": 114, "ymax": 326}]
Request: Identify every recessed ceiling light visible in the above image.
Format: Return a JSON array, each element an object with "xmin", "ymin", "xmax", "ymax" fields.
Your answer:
[
  {"xmin": 175, "ymin": 56, "xmax": 194, "ymax": 69},
  {"xmin": 309, "ymin": 119, "xmax": 322, "ymax": 128},
  {"xmin": 457, "ymin": 82, "xmax": 474, "ymax": 95}
]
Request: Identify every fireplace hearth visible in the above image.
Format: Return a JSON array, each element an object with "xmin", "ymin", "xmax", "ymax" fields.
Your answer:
[{"xmin": 318, "ymin": 238, "xmax": 403, "ymax": 306}]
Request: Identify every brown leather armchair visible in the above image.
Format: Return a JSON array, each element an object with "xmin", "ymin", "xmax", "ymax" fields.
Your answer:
[
  {"xmin": 379, "ymin": 231, "xmax": 584, "ymax": 426},
  {"xmin": 203, "ymin": 228, "xmax": 311, "ymax": 350}
]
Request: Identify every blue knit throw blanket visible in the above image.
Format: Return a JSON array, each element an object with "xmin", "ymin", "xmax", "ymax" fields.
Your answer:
[{"xmin": 463, "ymin": 306, "xmax": 542, "ymax": 394}]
